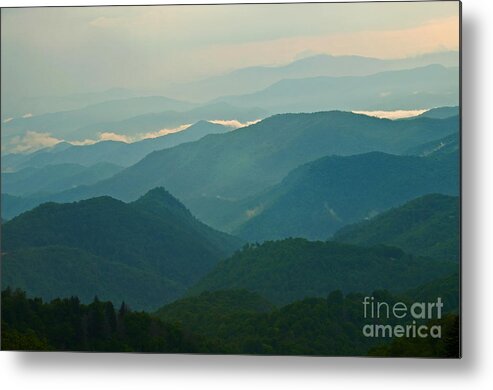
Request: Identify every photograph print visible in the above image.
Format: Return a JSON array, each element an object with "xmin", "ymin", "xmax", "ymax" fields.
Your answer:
[{"xmin": 0, "ymin": 1, "xmax": 461, "ymax": 357}]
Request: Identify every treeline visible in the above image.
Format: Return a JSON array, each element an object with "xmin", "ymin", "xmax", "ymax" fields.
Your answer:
[
  {"xmin": 190, "ymin": 238, "xmax": 457, "ymax": 306},
  {"xmin": 1, "ymin": 288, "xmax": 217, "ymax": 353},
  {"xmin": 156, "ymin": 289, "xmax": 459, "ymax": 357},
  {"xmin": 2, "ymin": 288, "xmax": 459, "ymax": 357}
]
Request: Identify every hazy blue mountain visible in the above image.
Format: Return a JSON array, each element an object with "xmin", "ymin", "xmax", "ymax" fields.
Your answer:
[
  {"xmin": 2, "ymin": 142, "xmax": 72, "ymax": 172},
  {"xmin": 214, "ymin": 65, "xmax": 459, "ymax": 114},
  {"xmin": 2, "ymin": 120, "xmax": 231, "ymax": 171},
  {"xmin": 188, "ymin": 238, "xmax": 457, "ymax": 306},
  {"xmin": 2, "ymin": 141, "xmax": 128, "ymax": 172},
  {"xmin": 1, "ymin": 87, "xmax": 142, "ymax": 119},
  {"xmin": 168, "ymin": 51, "xmax": 459, "ymax": 101},
  {"xmin": 72, "ymin": 102, "xmax": 266, "ymax": 140},
  {"xmin": 1, "ymin": 188, "xmax": 242, "ymax": 310},
  {"xmin": 232, "ymin": 152, "xmax": 459, "ymax": 242},
  {"xmin": 386, "ymin": 51, "xmax": 459, "ymax": 69},
  {"xmin": 1, "ymin": 112, "xmax": 459, "ymax": 220},
  {"xmin": 415, "ymin": 106, "xmax": 459, "ymax": 119},
  {"xmin": 2, "ymin": 95, "xmax": 195, "ymax": 144},
  {"xmin": 65, "ymin": 112, "xmax": 461, "ymax": 202},
  {"xmin": 404, "ymin": 132, "xmax": 459, "ymax": 157},
  {"xmin": 2, "ymin": 162, "xmax": 123, "ymax": 196},
  {"xmin": 1, "ymin": 194, "xmax": 42, "ymax": 221},
  {"xmin": 130, "ymin": 120, "xmax": 230, "ymax": 155},
  {"xmin": 2, "ymin": 52, "xmax": 458, "ymax": 118},
  {"xmin": 333, "ymin": 194, "xmax": 460, "ymax": 262},
  {"xmin": 2, "ymin": 52, "xmax": 458, "ymax": 119}
]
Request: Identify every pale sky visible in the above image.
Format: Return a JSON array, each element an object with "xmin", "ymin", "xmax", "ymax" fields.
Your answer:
[{"xmin": 1, "ymin": 2, "xmax": 460, "ymax": 100}]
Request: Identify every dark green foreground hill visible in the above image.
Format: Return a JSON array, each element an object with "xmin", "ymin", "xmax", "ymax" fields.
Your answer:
[
  {"xmin": 1, "ymin": 187, "xmax": 242, "ymax": 310},
  {"xmin": 153, "ymin": 284, "xmax": 459, "ymax": 357},
  {"xmin": 3, "ymin": 285, "xmax": 458, "ymax": 357},
  {"xmin": 333, "ymin": 194, "xmax": 460, "ymax": 262},
  {"xmin": 189, "ymin": 238, "xmax": 457, "ymax": 305},
  {"xmin": 155, "ymin": 290, "xmax": 274, "ymax": 338},
  {"xmin": 1, "ymin": 288, "xmax": 211, "ymax": 353}
]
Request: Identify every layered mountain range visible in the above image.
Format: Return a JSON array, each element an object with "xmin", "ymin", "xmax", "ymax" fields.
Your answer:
[{"xmin": 2, "ymin": 52, "xmax": 460, "ymax": 357}]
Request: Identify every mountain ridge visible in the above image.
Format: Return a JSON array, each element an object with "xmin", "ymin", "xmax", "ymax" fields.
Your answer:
[
  {"xmin": 332, "ymin": 193, "xmax": 460, "ymax": 261},
  {"xmin": 2, "ymin": 111, "xmax": 459, "ymax": 220},
  {"xmin": 2, "ymin": 187, "xmax": 243, "ymax": 310},
  {"xmin": 166, "ymin": 51, "xmax": 459, "ymax": 101},
  {"xmin": 2, "ymin": 120, "xmax": 232, "ymax": 171},
  {"xmin": 213, "ymin": 65, "xmax": 459, "ymax": 113},
  {"xmin": 188, "ymin": 238, "xmax": 457, "ymax": 306},
  {"xmin": 229, "ymin": 151, "xmax": 459, "ymax": 241}
]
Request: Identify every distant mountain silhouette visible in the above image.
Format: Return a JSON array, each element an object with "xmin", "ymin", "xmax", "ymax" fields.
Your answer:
[
  {"xmin": 414, "ymin": 106, "xmax": 459, "ymax": 119},
  {"xmin": 2, "ymin": 95, "xmax": 195, "ymax": 145},
  {"xmin": 67, "ymin": 102, "xmax": 266, "ymax": 141},
  {"xmin": 2, "ymin": 99, "xmax": 265, "ymax": 153},
  {"xmin": 2, "ymin": 112, "xmax": 459, "ymax": 220},
  {"xmin": 167, "ymin": 52, "xmax": 459, "ymax": 101},
  {"xmin": 2, "ymin": 120, "xmax": 231, "ymax": 171},
  {"xmin": 213, "ymin": 65, "xmax": 459, "ymax": 114},
  {"xmin": 2, "ymin": 162, "xmax": 123, "ymax": 196},
  {"xmin": 2, "ymin": 87, "xmax": 142, "ymax": 118}
]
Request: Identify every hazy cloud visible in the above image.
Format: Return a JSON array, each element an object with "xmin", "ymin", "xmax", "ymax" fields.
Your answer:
[
  {"xmin": 69, "ymin": 124, "xmax": 192, "ymax": 146},
  {"xmin": 5, "ymin": 118, "xmax": 252, "ymax": 153},
  {"xmin": 352, "ymin": 109, "xmax": 429, "ymax": 120},
  {"xmin": 99, "ymin": 132, "xmax": 132, "ymax": 143},
  {"xmin": 8, "ymin": 131, "xmax": 63, "ymax": 153},
  {"xmin": 139, "ymin": 124, "xmax": 191, "ymax": 140},
  {"xmin": 208, "ymin": 119, "xmax": 261, "ymax": 129},
  {"xmin": 70, "ymin": 138, "xmax": 99, "ymax": 146}
]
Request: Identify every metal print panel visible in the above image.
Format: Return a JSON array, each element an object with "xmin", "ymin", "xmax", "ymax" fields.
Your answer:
[{"xmin": 0, "ymin": 1, "xmax": 461, "ymax": 357}]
